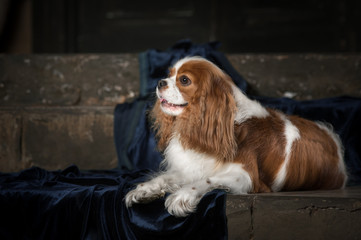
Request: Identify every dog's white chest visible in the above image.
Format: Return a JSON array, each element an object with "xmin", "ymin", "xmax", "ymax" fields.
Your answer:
[{"xmin": 163, "ymin": 137, "xmax": 217, "ymax": 180}]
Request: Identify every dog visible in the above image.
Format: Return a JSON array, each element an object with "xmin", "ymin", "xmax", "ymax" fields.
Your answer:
[{"xmin": 125, "ymin": 56, "xmax": 347, "ymax": 217}]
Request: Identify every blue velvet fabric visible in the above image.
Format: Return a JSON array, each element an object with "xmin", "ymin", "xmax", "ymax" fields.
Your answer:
[{"xmin": 0, "ymin": 165, "xmax": 227, "ymax": 239}]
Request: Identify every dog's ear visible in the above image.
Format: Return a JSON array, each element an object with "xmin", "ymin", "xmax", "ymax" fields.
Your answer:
[{"xmin": 179, "ymin": 68, "xmax": 238, "ymax": 162}]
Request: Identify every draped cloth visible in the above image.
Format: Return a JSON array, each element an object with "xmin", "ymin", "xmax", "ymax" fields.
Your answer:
[{"xmin": 0, "ymin": 166, "xmax": 227, "ymax": 239}]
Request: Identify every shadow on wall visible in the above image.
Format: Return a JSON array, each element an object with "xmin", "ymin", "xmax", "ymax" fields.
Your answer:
[{"xmin": 0, "ymin": 0, "xmax": 32, "ymax": 53}]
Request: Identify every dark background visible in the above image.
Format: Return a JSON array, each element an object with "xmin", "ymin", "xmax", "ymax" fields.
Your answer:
[{"xmin": 1, "ymin": 0, "xmax": 360, "ymax": 53}]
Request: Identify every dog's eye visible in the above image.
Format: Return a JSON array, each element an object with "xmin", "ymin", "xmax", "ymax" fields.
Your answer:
[{"xmin": 179, "ymin": 75, "xmax": 191, "ymax": 86}]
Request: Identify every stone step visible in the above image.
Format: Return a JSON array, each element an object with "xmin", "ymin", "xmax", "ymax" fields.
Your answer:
[
  {"xmin": 1, "ymin": 54, "xmax": 360, "ymax": 107},
  {"xmin": 0, "ymin": 106, "xmax": 116, "ymax": 171},
  {"xmin": 0, "ymin": 54, "xmax": 140, "ymax": 107},
  {"xmin": 227, "ymin": 186, "xmax": 361, "ymax": 240}
]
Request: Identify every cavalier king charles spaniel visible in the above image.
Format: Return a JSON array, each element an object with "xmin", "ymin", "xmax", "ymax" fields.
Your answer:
[{"xmin": 125, "ymin": 56, "xmax": 347, "ymax": 217}]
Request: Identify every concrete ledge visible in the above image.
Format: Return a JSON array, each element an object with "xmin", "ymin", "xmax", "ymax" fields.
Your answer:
[
  {"xmin": 226, "ymin": 186, "xmax": 361, "ymax": 240},
  {"xmin": 228, "ymin": 54, "xmax": 361, "ymax": 99},
  {"xmin": 1, "ymin": 54, "xmax": 360, "ymax": 107},
  {"xmin": 0, "ymin": 106, "xmax": 117, "ymax": 172},
  {"xmin": 0, "ymin": 54, "xmax": 140, "ymax": 106}
]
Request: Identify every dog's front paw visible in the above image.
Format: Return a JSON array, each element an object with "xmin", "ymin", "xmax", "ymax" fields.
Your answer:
[
  {"xmin": 164, "ymin": 191, "xmax": 201, "ymax": 217},
  {"xmin": 125, "ymin": 183, "xmax": 165, "ymax": 207}
]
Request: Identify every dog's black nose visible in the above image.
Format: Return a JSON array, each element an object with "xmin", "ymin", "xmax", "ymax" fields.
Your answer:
[{"xmin": 158, "ymin": 80, "xmax": 168, "ymax": 89}]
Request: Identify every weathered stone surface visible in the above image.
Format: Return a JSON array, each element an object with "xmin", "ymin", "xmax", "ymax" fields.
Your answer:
[
  {"xmin": 0, "ymin": 111, "xmax": 29, "ymax": 172},
  {"xmin": 226, "ymin": 195, "xmax": 254, "ymax": 240},
  {"xmin": 0, "ymin": 54, "xmax": 139, "ymax": 106},
  {"xmin": 228, "ymin": 54, "xmax": 361, "ymax": 100},
  {"xmin": 0, "ymin": 107, "xmax": 117, "ymax": 172},
  {"xmin": 1, "ymin": 54, "xmax": 360, "ymax": 109},
  {"xmin": 227, "ymin": 187, "xmax": 361, "ymax": 240},
  {"xmin": 21, "ymin": 107, "xmax": 117, "ymax": 170}
]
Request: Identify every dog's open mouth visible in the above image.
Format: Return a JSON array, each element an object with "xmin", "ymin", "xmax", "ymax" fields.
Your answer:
[{"xmin": 160, "ymin": 98, "xmax": 188, "ymax": 109}]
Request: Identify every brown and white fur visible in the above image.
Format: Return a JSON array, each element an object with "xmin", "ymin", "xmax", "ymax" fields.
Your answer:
[{"xmin": 125, "ymin": 56, "xmax": 347, "ymax": 217}]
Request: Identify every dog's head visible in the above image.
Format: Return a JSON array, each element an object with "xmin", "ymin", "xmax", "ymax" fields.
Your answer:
[
  {"xmin": 153, "ymin": 57, "xmax": 237, "ymax": 161},
  {"xmin": 156, "ymin": 57, "xmax": 235, "ymax": 116}
]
